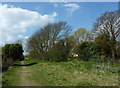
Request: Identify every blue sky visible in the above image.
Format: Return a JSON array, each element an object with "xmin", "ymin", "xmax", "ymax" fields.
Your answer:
[{"xmin": 1, "ymin": 2, "xmax": 118, "ymax": 45}]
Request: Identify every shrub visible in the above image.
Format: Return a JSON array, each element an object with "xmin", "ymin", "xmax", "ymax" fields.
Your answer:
[
  {"xmin": 48, "ymin": 40, "xmax": 70, "ymax": 62},
  {"xmin": 2, "ymin": 43, "xmax": 24, "ymax": 71},
  {"xmin": 77, "ymin": 42, "xmax": 100, "ymax": 61}
]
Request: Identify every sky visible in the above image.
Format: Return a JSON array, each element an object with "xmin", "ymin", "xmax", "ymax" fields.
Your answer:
[{"xmin": 0, "ymin": 2, "xmax": 119, "ymax": 46}]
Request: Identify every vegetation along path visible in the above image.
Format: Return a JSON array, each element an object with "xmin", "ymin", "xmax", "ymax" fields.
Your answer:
[
  {"xmin": 2, "ymin": 59, "xmax": 40, "ymax": 86},
  {"xmin": 2, "ymin": 59, "xmax": 119, "ymax": 86}
]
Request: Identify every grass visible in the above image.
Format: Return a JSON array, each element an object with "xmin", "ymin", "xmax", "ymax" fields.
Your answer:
[
  {"xmin": 29, "ymin": 59, "xmax": 119, "ymax": 86},
  {"xmin": 2, "ymin": 65, "xmax": 21, "ymax": 86},
  {"xmin": 2, "ymin": 59, "xmax": 119, "ymax": 86}
]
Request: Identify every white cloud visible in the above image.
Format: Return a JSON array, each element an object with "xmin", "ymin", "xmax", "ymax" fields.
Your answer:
[
  {"xmin": 64, "ymin": 3, "xmax": 80, "ymax": 16},
  {"xmin": 0, "ymin": 4, "xmax": 57, "ymax": 46},
  {"xmin": 25, "ymin": 36, "xmax": 29, "ymax": 39}
]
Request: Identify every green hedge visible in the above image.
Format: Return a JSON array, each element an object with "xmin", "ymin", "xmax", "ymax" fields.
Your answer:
[{"xmin": 2, "ymin": 43, "xmax": 24, "ymax": 71}]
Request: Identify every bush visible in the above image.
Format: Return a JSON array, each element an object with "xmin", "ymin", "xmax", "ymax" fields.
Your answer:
[
  {"xmin": 95, "ymin": 34, "xmax": 112, "ymax": 59},
  {"xmin": 77, "ymin": 42, "xmax": 100, "ymax": 61},
  {"xmin": 2, "ymin": 43, "xmax": 24, "ymax": 71},
  {"xmin": 48, "ymin": 40, "xmax": 70, "ymax": 62}
]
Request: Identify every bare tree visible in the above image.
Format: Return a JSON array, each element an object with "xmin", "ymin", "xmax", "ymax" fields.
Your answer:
[
  {"xmin": 93, "ymin": 11, "xmax": 120, "ymax": 61},
  {"xmin": 14, "ymin": 39, "xmax": 23, "ymax": 44},
  {"xmin": 27, "ymin": 21, "xmax": 71, "ymax": 60}
]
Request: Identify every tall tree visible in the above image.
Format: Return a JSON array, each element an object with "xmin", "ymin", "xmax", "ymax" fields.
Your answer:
[
  {"xmin": 27, "ymin": 21, "xmax": 71, "ymax": 60},
  {"xmin": 73, "ymin": 28, "xmax": 93, "ymax": 45},
  {"xmin": 71, "ymin": 28, "xmax": 94, "ymax": 56},
  {"xmin": 93, "ymin": 11, "xmax": 120, "ymax": 61}
]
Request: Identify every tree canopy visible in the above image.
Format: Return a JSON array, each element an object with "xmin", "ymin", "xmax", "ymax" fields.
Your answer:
[
  {"xmin": 93, "ymin": 11, "xmax": 120, "ymax": 61},
  {"xmin": 27, "ymin": 21, "xmax": 71, "ymax": 60},
  {"xmin": 2, "ymin": 43, "xmax": 24, "ymax": 70}
]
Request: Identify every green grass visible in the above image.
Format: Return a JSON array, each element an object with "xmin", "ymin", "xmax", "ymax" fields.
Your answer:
[
  {"xmin": 2, "ymin": 62, "xmax": 21, "ymax": 86},
  {"xmin": 28, "ymin": 59, "xmax": 119, "ymax": 86},
  {"xmin": 23, "ymin": 58, "xmax": 41, "ymax": 64},
  {"xmin": 2, "ymin": 59, "xmax": 119, "ymax": 86}
]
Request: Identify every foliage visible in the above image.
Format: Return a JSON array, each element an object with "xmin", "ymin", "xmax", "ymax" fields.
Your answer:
[
  {"xmin": 93, "ymin": 10, "xmax": 120, "ymax": 61},
  {"xmin": 73, "ymin": 28, "xmax": 92, "ymax": 45},
  {"xmin": 26, "ymin": 11, "xmax": 120, "ymax": 63},
  {"xmin": 69, "ymin": 28, "xmax": 95, "ymax": 59},
  {"xmin": 116, "ymin": 42, "xmax": 120, "ymax": 61},
  {"xmin": 27, "ymin": 21, "xmax": 71, "ymax": 60},
  {"xmin": 95, "ymin": 34, "xmax": 112, "ymax": 62},
  {"xmin": 2, "ymin": 43, "xmax": 24, "ymax": 70},
  {"xmin": 9, "ymin": 44, "xmax": 24, "ymax": 61},
  {"xmin": 77, "ymin": 42, "xmax": 100, "ymax": 61},
  {"xmin": 48, "ymin": 39, "xmax": 71, "ymax": 62}
]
